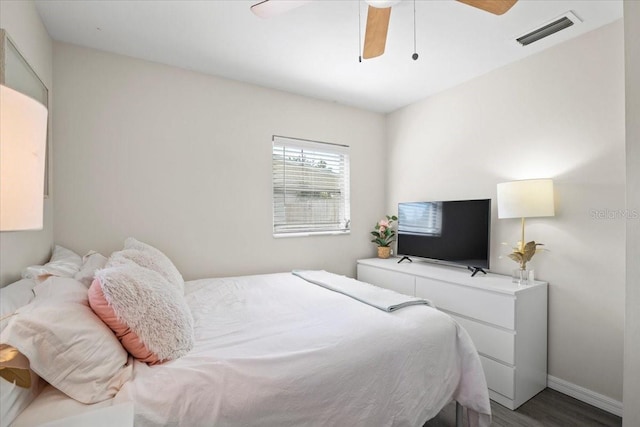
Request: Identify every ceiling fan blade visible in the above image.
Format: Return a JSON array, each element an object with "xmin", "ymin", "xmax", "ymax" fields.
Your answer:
[
  {"xmin": 250, "ymin": 0, "xmax": 312, "ymax": 19},
  {"xmin": 456, "ymin": 0, "xmax": 517, "ymax": 15},
  {"xmin": 363, "ymin": 6, "xmax": 392, "ymax": 59}
]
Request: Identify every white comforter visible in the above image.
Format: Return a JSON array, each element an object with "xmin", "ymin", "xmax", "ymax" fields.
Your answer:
[{"xmin": 113, "ymin": 272, "xmax": 491, "ymax": 427}]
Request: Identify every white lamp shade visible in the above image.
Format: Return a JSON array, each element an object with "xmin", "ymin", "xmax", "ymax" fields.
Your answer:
[
  {"xmin": 1, "ymin": 84, "xmax": 48, "ymax": 231},
  {"xmin": 497, "ymin": 179, "xmax": 555, "ymax": 219}
]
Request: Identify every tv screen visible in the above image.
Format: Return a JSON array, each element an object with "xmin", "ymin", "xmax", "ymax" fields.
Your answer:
[{"xmin": 397, "ymin": 199, "xmax": 491, "ymax": 270}]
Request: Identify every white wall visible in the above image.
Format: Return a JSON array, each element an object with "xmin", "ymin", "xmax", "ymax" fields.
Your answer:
[
  {"xmin": 52, "ymin": 43, "xmax": 386, "ymax": 280},
  {"xmin": 386, "ymin": 21, "xmax": 626, "ymax": 403},
  {"xmin": 0, "ymin": 0, "xmax": 54, "ymax": 286},
  {"xmin": 624, "ymin": 1, "xmax": 640, "ymax": 424}
]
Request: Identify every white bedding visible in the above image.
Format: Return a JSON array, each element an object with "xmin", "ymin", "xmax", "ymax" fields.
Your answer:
[
  {"xmin": 108, "ymin": 272, "xmax": 491, "ymax": 427},
  {"xmin": 11, "ymin": 385, "xmax": 114, "ymax": 426}
]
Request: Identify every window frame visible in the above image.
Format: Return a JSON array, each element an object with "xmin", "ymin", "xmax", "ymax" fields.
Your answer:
[{"xmin": 271, "ymin": 135, "xmax": 351, "ymax": 238}]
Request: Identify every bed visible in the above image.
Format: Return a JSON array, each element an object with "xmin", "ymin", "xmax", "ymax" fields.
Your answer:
[{"xmin": 2, "ymin": 243, "xmax": 491, "ymax": 427}]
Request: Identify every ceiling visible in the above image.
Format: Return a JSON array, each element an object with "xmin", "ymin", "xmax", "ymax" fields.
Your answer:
[{"xmin": 34, "ymin": 0, "xmax": 622, "ymax": 113}]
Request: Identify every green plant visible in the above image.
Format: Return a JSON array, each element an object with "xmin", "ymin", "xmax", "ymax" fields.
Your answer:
[{"xmin": 370, "ymin": 215, "xmax": 398, "ymax": 247}]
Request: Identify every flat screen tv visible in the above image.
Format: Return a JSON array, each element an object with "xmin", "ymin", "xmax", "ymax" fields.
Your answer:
[{"xmin": 397, "ymin": 199, "xmax": 491, "ymax": 274}]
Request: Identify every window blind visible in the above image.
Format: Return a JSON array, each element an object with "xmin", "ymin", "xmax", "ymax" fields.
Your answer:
[{"xmin": 272, "ymin": 136, "xmax": 350, "ymax": 236}]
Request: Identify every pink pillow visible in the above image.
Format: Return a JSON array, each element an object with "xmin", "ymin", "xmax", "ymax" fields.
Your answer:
[
  {"xmin": 88, "ymin": 279, "xmax": 158, "ymax": 364},
  {"xmin": 88, "ymin": 264, "xmax": 193, "ymax": 365}
]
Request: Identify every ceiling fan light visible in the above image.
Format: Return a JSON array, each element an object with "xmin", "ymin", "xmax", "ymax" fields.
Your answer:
[{"xmin": 365, "ymin": 0, "xmax": 401, "ymax": 9}]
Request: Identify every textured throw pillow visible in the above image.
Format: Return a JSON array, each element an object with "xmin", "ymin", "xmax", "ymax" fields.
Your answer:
[
  {"xmin": 21, "ymin": 246, "xmax": 82, "ymax": 283},
  {"xmin": 107, "ymin": 237, "xmax": 184, "ymax": 294},
  {"xmin": 0, "ymin": 277, "xmax": 132, "ymax": 404},
  {"xmin": 0, "ymin": 278, "xmax": 43, "ymax": 426},
  {"xmin": 74, "ymin": 251, "xmax": 108, "ymax": 287},
  {"xmin": 90, "ymin": 264, "xmax": 194, "ymax": 365}
]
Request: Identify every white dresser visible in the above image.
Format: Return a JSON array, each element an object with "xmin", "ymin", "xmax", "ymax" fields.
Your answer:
[{"xmin": 357, "ymin": 258, "xmax": 548, "ymax": 410}]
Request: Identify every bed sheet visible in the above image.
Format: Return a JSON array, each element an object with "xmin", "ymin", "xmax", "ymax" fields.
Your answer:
[{"xmin": 111, "ymin": 272, "xmax": 491, "ymax": 427}]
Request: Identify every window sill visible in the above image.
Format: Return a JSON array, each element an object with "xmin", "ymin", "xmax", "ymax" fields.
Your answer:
[{"xmin": 273, "ymin": 230, "xmax": 351, "ymax": 238}]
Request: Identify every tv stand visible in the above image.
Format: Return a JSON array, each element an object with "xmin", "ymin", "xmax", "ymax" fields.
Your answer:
[
  {"xmin": 397, "ymin": 256, "xmax": 413, "ymax": 264},
  {"xmin": 467, "ymin": 266, "xmax": 487, "ymax": 277}
]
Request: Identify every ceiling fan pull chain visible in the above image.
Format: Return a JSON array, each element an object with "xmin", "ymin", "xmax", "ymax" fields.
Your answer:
[{"xmin": 412, "ymin": 0, "xmax": 419, "ymax": 60}]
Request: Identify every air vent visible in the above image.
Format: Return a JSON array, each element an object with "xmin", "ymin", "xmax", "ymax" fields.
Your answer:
[{"xmin": 516, "ymin": 12, "xmax": 582, "ymax": 46}]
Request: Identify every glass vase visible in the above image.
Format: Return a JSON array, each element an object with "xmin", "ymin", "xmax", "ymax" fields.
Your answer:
[{"xmin": 512, "ymin": 268, "xmax": 532, "ymax": 285}]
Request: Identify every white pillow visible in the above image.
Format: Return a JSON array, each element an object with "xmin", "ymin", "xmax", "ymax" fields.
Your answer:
[
  {"xmin": 74, "ymin": 251, "xmax": 108, "ymax": 287},
  {"xmin": 0, "ymin": 278, "xmax": 43, "ymax": 426},
  {"xmin": 108, "ymin": 237, "xmax": 184, "ymax": 294},
  {"xmin": 21, "ymin": 246, "xmax": 83, "ymax": 283},
  {"xmin": 1, "ymin": 277, "xmax": 132, "ymax": 404},
  {"xmin": 0, "ymin": 279, "xmax": 37, "ymax": 317}
]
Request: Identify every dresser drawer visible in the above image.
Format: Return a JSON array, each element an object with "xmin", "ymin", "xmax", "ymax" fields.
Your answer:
[
  {"xmin": 415, "ymin": 277, "xmax": 515, "ymax": 329},
  {"xmin": 451, "ymin": 314, "xmax": 515, "ymax": 365},
  {"xmin": 357, "ymin": 265, "xmax": 415, "ymax": 296},
  {"xmin": 480, "ymin": 355, "xmax": 515, "ymax": 399}
]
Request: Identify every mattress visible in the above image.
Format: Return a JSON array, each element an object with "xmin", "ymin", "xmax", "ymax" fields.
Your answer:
[{"xmin": 13, "ymin": 272, "xmax": 491, "ymax": 426}]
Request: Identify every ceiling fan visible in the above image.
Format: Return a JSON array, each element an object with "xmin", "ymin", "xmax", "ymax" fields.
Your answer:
[{"xmin": 250, "ymin": 0, "xmax": 518, "ymax": 60}]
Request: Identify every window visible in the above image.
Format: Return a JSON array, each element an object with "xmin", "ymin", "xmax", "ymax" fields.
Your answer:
[{"xmin": 272, "ymin": 136, "xmax": 350, "ymax": 236}]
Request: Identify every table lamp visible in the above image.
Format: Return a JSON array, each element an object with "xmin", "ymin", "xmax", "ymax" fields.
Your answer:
[{"xmin": 497, "ymin": 178, "xmax": 555, "ymax": 252}]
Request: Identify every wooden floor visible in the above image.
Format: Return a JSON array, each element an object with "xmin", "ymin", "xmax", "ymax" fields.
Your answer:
[{"xmin": 425, "ymin": 388, "xmax": 622, "ymax": 427}]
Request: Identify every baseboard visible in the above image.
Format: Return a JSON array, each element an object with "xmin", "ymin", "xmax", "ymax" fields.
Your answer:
[{"xmin": 547, "ymin": 375, "xmax": 623, "ymax": 417}]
